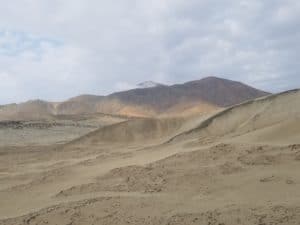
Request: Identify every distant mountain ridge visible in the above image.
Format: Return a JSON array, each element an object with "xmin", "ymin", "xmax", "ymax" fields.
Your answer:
[
  {"xmin": 137, "ymin": 81, "xmax": 165, "ymax": 89},
  {"xmin": 0, "ymin": 76, "xmax": 270, "ymax": 120}
]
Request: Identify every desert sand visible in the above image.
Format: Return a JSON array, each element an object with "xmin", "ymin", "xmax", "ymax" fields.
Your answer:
[{"xmin": 0, "ymin": 90, "xmax": 300, "ymax": 225}]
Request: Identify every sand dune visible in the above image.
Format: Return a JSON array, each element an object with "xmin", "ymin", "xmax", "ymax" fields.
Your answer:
[
  {"xmin": 236, "ymin": 118, "xmax": 300, "ymax": 144},
  {"xmin": 0, "ymin": 89, "xmax": 300, "ymax": 225},
  {"xmin": 62, "ymin": 112, "xmax": 217, "ymax": 150},
  {"xmin": 69, "ymin": 118, "xmax": 185, "ymax": 144},
  {"xmin": 170, "ymin": 89, "xmax": 300, "ymax": 144}
]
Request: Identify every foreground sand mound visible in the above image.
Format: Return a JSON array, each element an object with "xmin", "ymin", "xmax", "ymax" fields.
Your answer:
[
  {"xmin": 4, "ymin": 142, "xmax": 300, "ymax": 225},
  {"xmin": 170, "ymin": 89, "xmax": 300, "ymax": 143},
  {"xmin": 55, "ymin": 142, "xmax": 300, "ymax": 197},
  {"xmin": 2, "ymin": 197, "xmax": 300, "ymax": 225}
]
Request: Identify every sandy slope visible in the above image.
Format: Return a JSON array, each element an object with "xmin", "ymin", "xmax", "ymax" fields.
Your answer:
[
  {"xmin": 169, "ymin": 89, "xmax": 300, "ymax": 144},
  {"xmin": 0, "ymin": 90, "xmax": 300, "ymax": 225}
]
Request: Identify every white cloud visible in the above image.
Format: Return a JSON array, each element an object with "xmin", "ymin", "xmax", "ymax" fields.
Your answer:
[
  {"xmin": 114, "ymin": 82, "xmax": 137, "ymax": 92},
  {"xmin": 0, "ymin": 32, "xmax": 90, "ymax": 103},
  {"xmin": 0, "ymin": 0, "xmax": 299, "ymax": 103}
]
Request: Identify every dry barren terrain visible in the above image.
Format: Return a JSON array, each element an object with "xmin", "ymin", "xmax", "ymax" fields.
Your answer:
[{"xmin": 0, "ymin": 90, "xmax": 299, "ymax": 225}]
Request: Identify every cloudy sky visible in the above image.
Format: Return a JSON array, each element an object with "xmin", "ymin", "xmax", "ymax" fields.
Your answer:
[{"xmin": 0, "ymin": 0, "xmax": 299, "ymax": 104}]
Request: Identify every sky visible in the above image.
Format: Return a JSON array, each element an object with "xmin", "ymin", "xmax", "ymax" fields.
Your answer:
[{"xmin": 0, "ymin": 0, "xmax": 299, "ymax": 104}]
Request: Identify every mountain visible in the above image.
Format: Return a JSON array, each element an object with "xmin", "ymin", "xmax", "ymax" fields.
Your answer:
[
  {"xmin": 0, "ymin": 76, "xmax": 270, "ymax": 120},
  {"xmin": 99, "ymin": 76, "xmax": 269, "ymax": 116},
  {"xmin": 109, "ymin": 76, "xmax": 269, "ymax": 110},
  {"xmin": 181, "ymin": 76, "xmax": 269, "ymax": 107},
  {"xmin": 137, "ymin": 81, "xmax": 165, "ymax": 89}
]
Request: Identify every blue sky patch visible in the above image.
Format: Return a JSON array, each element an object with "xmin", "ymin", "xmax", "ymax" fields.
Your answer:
[{"xmin": 0, "ymin": 30, "xmax": 62, "ymax": 57}]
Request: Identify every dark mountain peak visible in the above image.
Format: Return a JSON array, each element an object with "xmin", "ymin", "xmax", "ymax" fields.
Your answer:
[
  {"xmin": 185, "ymin": 76, "xmax": 238, "ymax": 85},
  {"xmin": 180, "ymin": 76, "xmax": 270, "ymax": 107},
  {"xmin": 200, "ymin": 76, "xmax": 223, "ymax": 81},
  {"xmin": 108, "ymin": 76, "xmax": 269, "ymax": 111},
  {"xmin": 137, "ymin": 81, "xmax": 165, "ymax": 89}
]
